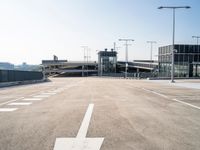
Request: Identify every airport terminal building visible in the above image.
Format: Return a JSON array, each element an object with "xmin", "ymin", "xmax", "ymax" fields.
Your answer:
[{"xmin": 158, "ymin": 44, "xmax": 200, "ymax": 78}]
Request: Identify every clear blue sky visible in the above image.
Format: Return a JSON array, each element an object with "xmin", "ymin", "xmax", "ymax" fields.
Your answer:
[{"xmin": 0, "ymin": 0, "xmax": 199, "ymax": 64}]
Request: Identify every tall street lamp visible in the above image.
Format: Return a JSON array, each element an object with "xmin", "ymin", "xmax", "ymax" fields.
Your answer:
[
  {"xmin": 81, "ymin": 46, "xmax": 88, "ymax": 77},
  {"xmin": 118, "ymin": 39, "xmax": 134, "ymax": 78},
  {"xmin": 147, "ymin": 41, "xmax": 157, "ymax": 61},
  {"xmin": 158, "ymin": 6, "xmax": 191, "ymax": 83}
]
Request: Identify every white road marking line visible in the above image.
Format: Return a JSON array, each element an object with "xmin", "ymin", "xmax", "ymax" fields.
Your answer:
[
  {"xmin": 50, "ymin": 91, "xmax": 58, "ymax": 93},
  {"xmin": 0, "ymin": 97, "xmax": 24, "ymax": 106},
  {"xmin": 29, "ymin": 91, "xmax": 45, "ymax": 97},
  {"xmin": 33, "ymin": 95, "xmax": 50, "ymax": 98},
  {"xmin": 51, "ymin": 84, "xmax": 78, "ymax": 93},
  {"xmin": 47, "ymin": 90, "xmax": 56, "ymax": 93},
  {"xmin": 48, "ymin": 90, "xmax": 56, "ymax": 92},
  {"xmin": 54, "ymin": 138, "xmax": 104, "ymax": 150},
  {"xmin": 172, "ymin": 99, "xmax": 200, "ymax": 110},
  {"xmin": 54, "ymin": 89, "xmax": 63, "ymax": 92},
  {"xmin": 142, "ymin": 87, "xmax": 200, "ymax": 111},
  {"xmin": 76, "ymin": 104, "xmax": 94, "ymax": 138},
  {"xmin": 53, "ymin": 91, "xmax": 62, "ymax": 93},
  {"xmin": 41, "ymin": 92, "xmax": 57, "ymax": 95},
  {"xmin": 0, "ymin": 96, "xmax": 14, "ymax": 99},
  {"xmin": 0, "ymin": 108, "xmax": 18, "ymax": 112},
  {"xmin": 23, "ymin": 98, "xmax": 43, "ymax": 101},
  {"xmin": 8, "ymin": 102, "xmax": 32, "ymax": 106},
  {"xmin": 53, "ymin": 104, "xmax": 104, "ymax": 150},
  {"xmin": 142, "ymin": 88, "xmax": 168, "ymax": 99}
]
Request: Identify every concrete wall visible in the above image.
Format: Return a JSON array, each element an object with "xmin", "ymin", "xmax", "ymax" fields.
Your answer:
[{"xmin": 0, "ymin": 69, "xmax": 43, "ymax": 82}]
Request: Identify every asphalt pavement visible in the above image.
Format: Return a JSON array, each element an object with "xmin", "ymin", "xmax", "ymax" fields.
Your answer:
[{"xmin": 0, "ymin": 77, "xmax": 200, "ymax": 150}]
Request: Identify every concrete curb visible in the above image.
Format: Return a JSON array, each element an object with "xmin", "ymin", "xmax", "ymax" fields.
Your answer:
[{"xmin": 147, "ymin": 77, "xmax": 200, "ymax": 80}]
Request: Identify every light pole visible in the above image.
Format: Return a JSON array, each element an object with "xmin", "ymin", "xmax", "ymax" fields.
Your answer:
[
  {"xmin": 158, "ymin": 6, "xmax": 191, "ymax": 83},
  {"xmin": 118, "ymin": 39, "xmax": 134, "ymax": 78},
  {"xmin": 113, "ymin": 42, "xmax": 121, "ymax": 52},
  {"xmin": 81, "ymin": 46, "xmax": 88, "ymax": 77},
  {"xmin": 113, "ymin": 42, "xmax": 116, "ymax": 51},
  {"xmin": 192, "ymin": 36, "xmax": 200, "ymax": 45},
  {"xmin": 192, "ymin": 36, "xmax": 200, "ymax": 76},
  {"xmin": 147, "ymin": 41, "xmax": 157, "ymax": 61},
  {"xmin": 96, "ymin": 50, "xmax": 104, "ymax": 76},
  {"xmin": 86, "ymin": 48, "xmax": 91, "ymax": 76}
]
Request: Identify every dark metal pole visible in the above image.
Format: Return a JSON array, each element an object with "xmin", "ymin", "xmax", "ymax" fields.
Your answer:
[{"xmin": 171, "ymin": 8, "xmax": 175, "ymax": 83}]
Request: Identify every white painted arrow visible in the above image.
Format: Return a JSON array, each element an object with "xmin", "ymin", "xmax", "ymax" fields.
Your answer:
[{"xmin": 53, "ymin": 104, "xmax": 104, "ymax": 150}]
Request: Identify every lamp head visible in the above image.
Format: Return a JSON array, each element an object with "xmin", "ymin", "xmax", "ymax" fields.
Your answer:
[
  {"xmin": 185, "ymin": 6, "xmax": 191, "ymax": 9},
  {"xmin": 158, "ymin": 6, "xmax": 163, "ymax": 9}
]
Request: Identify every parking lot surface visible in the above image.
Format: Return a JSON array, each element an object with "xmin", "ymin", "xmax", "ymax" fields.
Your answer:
[{"xmin": 0, "ymin": 77, "xmax": 200, "ymax": 150}]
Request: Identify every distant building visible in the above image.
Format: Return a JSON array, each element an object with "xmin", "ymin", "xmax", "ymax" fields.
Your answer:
[
  {"xmin": 158, "ymin": 44, "xmax": 200, "ymax": 78},
  {"xmin": 116, "ymin": 60, "xmax": 158, "ymax": 76},
  {"xmin": 53, "ymin": 55, "xmax": 58, "ymax": 61},
  {"xmin": 42, "ymin": 55, "xmax": 97, "ymax": 77},
  {"xmin": 98, "ymin": 49, "xmax": 117, "ymax": 75},
  {"xmin": 15, "ymin": 62, "xmax": 41, "ymax": 71},
  {"xmin": 0, "ymin": 62, "xmax": 14, "ymax": 70},
  {"xmin": 42, "ymin": 55, "xmax": 68, "ymax": 64},
  {"xmin": 132, "ymin": 60, "xmax": 158, "ymax": 72}
]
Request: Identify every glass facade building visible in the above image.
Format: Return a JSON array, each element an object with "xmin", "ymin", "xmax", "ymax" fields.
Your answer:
[
  {"xmin": 98, "ymin": 49, "xmax": 117, "ymax": 76},
  {"xmin": 158, "ymin": 44, "xmax": 200, "ymax": 78}
]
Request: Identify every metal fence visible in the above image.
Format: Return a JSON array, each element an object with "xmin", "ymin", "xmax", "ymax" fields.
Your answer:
[
  {"xmin": 101, "ymin": 72, "xmax": 158, "ymax": 79},
  {"xmin": 0, "ymin": 69, "xmax": 43, "ymax": 82}
]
